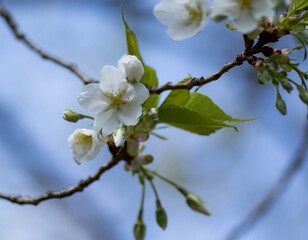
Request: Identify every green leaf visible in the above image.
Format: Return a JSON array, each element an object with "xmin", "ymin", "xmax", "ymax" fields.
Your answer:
[
  {"xmin": 122, "ymin": 15, "xmax": 160, "ymax": 110},
  {"xmin": 141, "ymin": 66, "xmax": 159, "ymax": 111},
  {"xmin": 158, "ymin": 90, "xmax": 247, "ymax": 135},
  {"xmin": 288, "ymin": 0, "xmax": 308, "ymax": 15},
  {"xmin": 122, "ymin": 16, "xmax": 143, "ymax": 62}
]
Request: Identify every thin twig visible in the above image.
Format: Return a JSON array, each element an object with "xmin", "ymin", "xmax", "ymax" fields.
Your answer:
[
  {"xmin": 0, "ymin": 3, "xmax": 96, "ymax": 84},
  {"xmin": 149, "ymin": 53, "xmax": 246, "ymax": 94},
  {"xmin": 225, "ymin": 123, "xmax": 308, "ymax": 240},
  {"xmin": 0, "ymin": 157, "xmax": 122, "ymax": 205}
]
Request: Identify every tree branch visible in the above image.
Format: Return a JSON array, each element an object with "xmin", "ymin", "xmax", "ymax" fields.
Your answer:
[
  {"xmin": 149, "ymin": 53, "xmax": 246, "ymax": 94},
  {"xmin": 0, "ymin": 3, "xmax": 95, "ymax": 84},
  {"xmin": 0, "ymin": 156, "xmax": 122, "ymax": 205},
  {"xmin": 225, "ymin": 123, "xmax": 308, "ymax": 240}
]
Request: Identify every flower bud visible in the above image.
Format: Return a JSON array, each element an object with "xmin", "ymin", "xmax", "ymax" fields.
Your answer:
[
  {"xmin": 255, "ymin": 59, "xmax": 264, "ymax": 71},
  {"xmin": 134, "ymin": 220, "xmax": 146, "ymax": 240},
  {"xmin": 118, "ymin": 54, "xmax": 144, "ymax": 83},
  {"xmin": 140, "ymin": 154, "xmax": 154, "ymax": 165},
  {"xmin": 127, "ymin": 139, "xmax": 140, "ymax": 157},
  {"xmin": 277, "ymin": 54, "xmax": 290, "ymax": 64},
  {"xmin": 112, "ymin": 127, "xmax": 127, "ymax": 147},
  {"xmin": 63, "ymin": 109, "xmax": 83, "ymax": 123},
  {"xmin": 281, "ymin": 48, "xmax": 291, "ymax": 55},
  {"xmin": 276, "ymin": 93, "xmax": 287, "ymax": 115},
  {"xmin": 156, "ymin": 200, "xmax": 168, "ymax": 230},
  {"xmin": 147, "ymin": 108, "xmax": 159, "ymax": 121},
  {"xmin": 280, "ymin": 78, "xmax": 293, "ymax": 93},
  {"xmin": 257, "ymin": 72, "xmax": 265, "ymax": 85},
  {"xmin": 297, "ymin": 86, "xmax": 308, "ymax": 105},
  {"xmin": 186, "ymin": 193, "xmax": 211, "ymax": 216}
]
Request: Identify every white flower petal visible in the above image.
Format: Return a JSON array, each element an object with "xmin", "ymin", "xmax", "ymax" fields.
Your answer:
[
  {"xmin": 78, "ymin": 83, "xmax": 109, "ymax": 112},
  {"xmin": 117, "ymin": 103, "xmax": 142, "ymax": 126},
  {"xmin": 122, "ymin": 83, "xmax": 137, "ymax": 102},
  {"xmin": 100, "ymin": 65, "xmax": 126, "ymax": 93},
  {"xmin": 234, "ymin": 9, "xmax": 258, "ymax": 33},
  {"xmin": 68, "ymin": 129, "xmax": 101, "ymax": 164},
  {"xmin": 113, "ymin": 127, "xmax": 127, "ymax": 147},
  {"xmin": 211, "ymin": 0, "xmax": 275, "ymax": 34},
  {"xmin": 94, "ymin": 109, "xmax": 120, "ymax": 136},
  {"xmin": 154, "ymin": 1, "xmax": 188, "ymax": 26},
  {"xmin": 252, "ymin": 0, "xmax": 275, "ymax": 19},
  {"xmin": 130, "ymin": 82, "xmax": 149, "ymax": 104},
  {"xmin": 154, "ymin": 0, "xmax": 207, "ymax": 40},
  {"xmin": 167, "ymin": 21, "xmax": 200, "ymax": 40},
  {"xmin": 211, "ymin": 0, "xmax": 239, "ymax": 18},
  {"xmin": 118, "ymin": 54, "xmax": 144, "ymax": 82}
]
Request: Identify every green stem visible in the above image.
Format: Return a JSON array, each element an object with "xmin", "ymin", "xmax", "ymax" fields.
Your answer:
[
  {"xmin": 144, "ymin": 168, "xmax": 188, "ymax": 196},
  {"xmin": 148, "ymin": 177, "xmax": 159, "ymax": 200},
  {"xmin": 288, "ymin": 63, "xmax": 307, "ymax": 89},
  {"xmin": 80, "ymin": 114, "xmax": 94, "ymax": 120},
  {"xmin": 138, "ymin": 172, "xmax": 146, "ymax": 221}
]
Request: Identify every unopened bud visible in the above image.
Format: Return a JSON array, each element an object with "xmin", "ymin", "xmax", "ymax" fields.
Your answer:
[
  {"xmin": 281, "ymin": 48, "xmax": 291, "ymax": 55},
  {"xmin": 63, "ymin": 109, "xmax": 83, "ymax": 123},
  {"xmin": 127, "ymin": 139, "xmax": 140, "ymax": 157},
  {"xmin": 277, "ymin": 54, "xmax": 290, "ymax": 64},
  {"xmin": 280, "ymin": 78, "xmax": 293, "ymax": 93},
  {"xmin": 134, "ymin": 220, "xmax": 146, "ymax": 240},
  {"xmin": 148, "ymin": 108, "xmax": 159, "ymax": 121},
  {"xmin": 186, "ymin": 193, "xmax": 211, "ymax": 216},
  {"xmin": 156, "ymin": 200, "xmax": 168, "ymax": 230},
  {"xmin": 112, "ymin": 127, "xmax": 127, "ymax": 147},
  {"xmin": 297, "ymin": 86, "xmax": 308, "ymax": 105},
  {"xmin": 140, "ymin": 154, "xmax": 154, "ymax": 165},
  {"xmin": 255, "ymin": 59, "xmax": 264, "ymax": 71},
  {"xmin": 257, "ymin": 72, "xmax": 265, "ymax": 85},
  {"xmin": 276, "ymin": 93, "xmax": 287, "ymax": 115}
]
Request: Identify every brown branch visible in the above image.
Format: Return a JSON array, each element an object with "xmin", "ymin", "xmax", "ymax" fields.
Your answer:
[
  {"xmin": 0, "ymin": 156, "xmax": 122, "ymax": 205},
  {"xmin": 225, "ymin": 123, "xmax": 308, "ymax": 240},
  {"xmin": 149, "ymin": 53, "xmax": 246, "ymax": 94},
  {"xmin": 0, "ymin": 3, "xmax": 96, "ymax": 84}
]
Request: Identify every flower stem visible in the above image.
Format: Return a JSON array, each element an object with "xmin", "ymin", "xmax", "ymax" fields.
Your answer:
[{"xmin": 143, "ymin": 168, "xmax": 188, "ymax": 196}]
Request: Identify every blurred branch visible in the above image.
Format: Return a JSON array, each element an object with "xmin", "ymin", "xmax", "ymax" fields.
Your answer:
[
  {"xmin": 0, "ymin": 156, "xmax": 122, "ymax": 205},
  {"xmin": 0, "ymin": 3, "xmax": 95, "ymax": 84},
  {"xmin": 225, "ymin": 123, "xmax": 308, "ymax": 240}
]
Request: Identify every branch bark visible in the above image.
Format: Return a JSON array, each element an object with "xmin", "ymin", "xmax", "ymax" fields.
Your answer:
[
  {"xmin": 0, "ymin": 157, "xmax": 122, "ymax": 205},
  {"xmin": 149, "ymin": 54, "xmax": 246, "ymax": 94},
  {"xmin": 225, "ymin": 123, "xmax": 308, "ymax": 240}
]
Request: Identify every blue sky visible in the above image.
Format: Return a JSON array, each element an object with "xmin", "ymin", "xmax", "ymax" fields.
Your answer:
[{"xmin": 0, "ymin": 1, "xmax": 307, "ymax": 239}]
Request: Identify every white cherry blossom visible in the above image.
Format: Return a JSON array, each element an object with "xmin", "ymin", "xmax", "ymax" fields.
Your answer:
[
  {"xmin": 78, "ymin": 65, "xmax": 149, "ymax": 136},
  {"xmin": 118, "ymin": 54, "xmax": 144, "ymax": 83},
  {"xmin": 211, "ymin": 0, "xmax": 275, "ymax": 33},
  {"xmin": 154, "ymin": 0, "xmax": 208, "ymax": 41},
  {"xmin": 68, "ymin": 128, "xmax": 101, "ymax": 164}
]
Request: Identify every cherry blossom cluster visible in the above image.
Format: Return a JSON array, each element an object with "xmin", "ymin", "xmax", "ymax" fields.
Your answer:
[
  {"xmin": 154, "ymin": 0, "xmax": 275, "ymax": 40},
  {"xmin": 67, "ymin": 55, "xmax": 149, "ymax": 164}
]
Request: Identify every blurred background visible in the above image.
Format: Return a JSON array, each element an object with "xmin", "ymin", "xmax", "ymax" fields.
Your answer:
[{"xmin": 0, "ymin": 0, "xmax": 307, "ymax": 239}]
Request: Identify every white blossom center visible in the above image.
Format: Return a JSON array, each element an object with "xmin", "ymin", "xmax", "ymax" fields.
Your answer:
[
  {"xmin": 105, "ymin": 90, "xmax": 127, "ymax": 110},
  {"xmin": 236, "ymin": 0, "xmax": 252, "ymax": 8},
  {"xmin": 73, "ymin": 132, "xmax": 92, "ymax": 154},
  {"xmin": 185, "ymin": 2, "xmax": 203, "ymax": 25}
]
